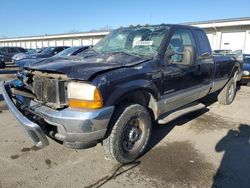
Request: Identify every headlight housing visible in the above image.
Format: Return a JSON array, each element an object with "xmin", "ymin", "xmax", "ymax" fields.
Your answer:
[
  {"xmin": 67, "ymin": 82, "xmax": 103, "ymax": 109},
  {"xmin": 243, "ymin": 70, "xmax": 250, "ymax": 76}
]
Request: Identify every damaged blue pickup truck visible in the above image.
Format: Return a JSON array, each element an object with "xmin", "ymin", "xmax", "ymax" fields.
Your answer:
[{"xmin": 2, "ymin": 24, "xmax": 242, "ymax": 163}]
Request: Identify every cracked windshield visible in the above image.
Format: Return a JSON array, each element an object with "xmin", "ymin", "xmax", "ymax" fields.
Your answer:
[{"xmin": 93, "ymin": 26, "xmax": 169, "ymax": 58}]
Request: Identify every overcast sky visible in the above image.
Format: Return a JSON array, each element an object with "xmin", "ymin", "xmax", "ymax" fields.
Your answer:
[{"xmin": 0, "ymin": 0, "xmax": 250, "ymax": 38}]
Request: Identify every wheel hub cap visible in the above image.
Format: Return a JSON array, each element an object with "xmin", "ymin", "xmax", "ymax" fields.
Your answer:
[{"xmin": 123, "ymin": 118, "xmax": 143, "ymax": 151}]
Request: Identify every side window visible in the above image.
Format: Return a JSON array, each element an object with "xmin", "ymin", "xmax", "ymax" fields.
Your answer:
[
  {"xmin": 8, "ymin": 48, "xmax": 18, "ymax": 53},
  {"xmin": 167, "ymin": 29, "xmax": 195, "ymax": 64},
  {"xmin": 54, "ymin": 47, "xmax": 62, "ymax": 54},
  {"xmin": 18, "ymin": 48, "xmax": 27, "ymax": 53},
  {"xmin": 195, "ymin": 30, "xmax": 211, "ymax": 55},
  {"xmin": 0, "ymin": 48, "xmax": 6, "ymax": 54}
]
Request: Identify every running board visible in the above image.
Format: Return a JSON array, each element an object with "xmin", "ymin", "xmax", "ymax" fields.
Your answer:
[{"xmin": 158, "ymin": 102, "xmax": 206, "ymax": 124}]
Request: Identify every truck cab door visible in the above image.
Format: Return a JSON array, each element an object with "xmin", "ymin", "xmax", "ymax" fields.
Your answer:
[
  {"xmin": 159, "ymin": 28, "xmax": 206, "ymax": 114},
  {"xmin": 193, "ymin": 29, "xmax": 214, "ymax": 98}
]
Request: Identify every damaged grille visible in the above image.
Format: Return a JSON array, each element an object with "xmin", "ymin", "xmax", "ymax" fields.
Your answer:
[{"xmin": 33, "ymin": 75, "xmax": 68, "ymax": 108}]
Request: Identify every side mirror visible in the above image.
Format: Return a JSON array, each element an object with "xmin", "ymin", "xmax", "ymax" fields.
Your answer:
[
  {"xmin": 182, "ymin": 45, "xmax": 196, "ymax": 65},
  {"xmin": 198, "ymin": 52, "xmax": 211, "ymax": 60}
]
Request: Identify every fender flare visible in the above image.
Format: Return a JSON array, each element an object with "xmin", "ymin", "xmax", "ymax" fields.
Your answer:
[{"xmin": 105, "ymin": 79, "xmax": 159, "ymax": 106}]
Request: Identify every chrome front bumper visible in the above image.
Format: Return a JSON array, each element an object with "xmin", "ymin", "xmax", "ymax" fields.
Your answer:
[
  {"xmin": 1, "ymin": 81, "xmax": 114, "ymax": 148},
  {"xmin": 2, "ymin": 82, "xmax": 49, "ymax": 148}
]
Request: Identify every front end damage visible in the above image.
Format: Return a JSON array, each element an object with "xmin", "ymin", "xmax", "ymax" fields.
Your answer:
[{"xmin": 2, "ymin": 71, "xmax": 114, "ymax": 149}]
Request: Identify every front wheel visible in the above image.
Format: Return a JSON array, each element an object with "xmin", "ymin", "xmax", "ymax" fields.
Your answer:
[{"xmin": 103, "ymin": 104, "xmax": 152, "ymax": 164}]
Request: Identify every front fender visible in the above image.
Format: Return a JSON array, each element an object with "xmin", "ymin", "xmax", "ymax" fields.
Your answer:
[{"xmin": 105, "ymin": 79, "xmax": 160, "ymax": 106}]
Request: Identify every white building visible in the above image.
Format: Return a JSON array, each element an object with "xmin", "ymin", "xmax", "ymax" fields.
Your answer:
[
  {"xmin": 0, "ymin": 31, "xmax": 109, "ymax": 49},
  {"xmin": 186, "ymin": 17, "xmax": 250, "ymax": 54},
  {"xmin": 0, "ymin": 17, "xmax": 250, "ymax": 53}
]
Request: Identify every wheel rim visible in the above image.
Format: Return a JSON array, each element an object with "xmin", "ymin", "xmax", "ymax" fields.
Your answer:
[
  {"xmin": 122, "ymin": 116, "xmax": 146, "ymax": 154},
  {"xmin": 228, "ymin": 82, "xmax": 235, "ymax": 102}
]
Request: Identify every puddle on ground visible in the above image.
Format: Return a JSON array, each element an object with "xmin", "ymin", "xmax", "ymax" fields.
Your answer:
[
  {"xmin": 45, "ymin": 159, "xmax": 52, "ymax": 168},
  {"xmin": 187, "ymin": 113, "xmax": 237, "ymax": 132},
  {"xmin": 0, "ymin": 102, "xmax": 8, "ymax": 111},
  {"xmin": 21, "ymin": 146, "xmax": 41, "ymax": 152},
  {"xmin": 10, "ymin": 146, "xmax": 41, "ymax": 160},
  {"xmin": 136, "ymin": 141, "xmax": 214, "ymax": 187},
  {"xmin": 10, "ymin": 155, "xmax": 19, "ymax": 160}
]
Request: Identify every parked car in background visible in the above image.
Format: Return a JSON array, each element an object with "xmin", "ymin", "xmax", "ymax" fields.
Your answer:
[
  {"xmin": 241, "ymin": 54, "xmax": 250, "ymax": 86},
  {"xmin": 26, "ymin": 49, "xmax": 37, "ymax": 54},
  {"xmin": 53, "ymin": 46, "xmax": 90, "ymax": 57},
  {"xmin": 16, "ymin": 46, "xmax": 90, "ymax": 67},
  {"xmin": 12, "ymin": 46, "xmax": 69, "ymax": 64},
  {"xmin": 0, "ymin": 47, "xmax": 27, "ymax": 63},
  {"xmin": 28, "ymin": 46, "xmax": 69, "ymax": 59},
  {"xmin": 35, "ymin": 47, "xmax": 47, "ymax": 53},
  {"xmin": 0, "ymin": 55, "xmax": 6, "ymax": 68},
  {"xmin": 2, "ymin": 24, "xmax": 242, "ymax": 164},
  {"xmin": 213, "ymin": 49, "xmax": 232, "ymax": 55},
  {"xmin": 12, "ymin": 48, "xmax": 39, "ymax": 63}
]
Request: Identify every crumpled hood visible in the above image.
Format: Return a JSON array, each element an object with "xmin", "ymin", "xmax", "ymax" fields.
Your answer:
[{"xmin": 25, "ymin": 53, "xmax": 148, "ymax": 80}]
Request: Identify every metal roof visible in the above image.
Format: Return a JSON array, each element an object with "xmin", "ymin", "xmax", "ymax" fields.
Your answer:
[
  {"xmin": 0, "ymin": 30, "xmax": 110, "ymax": 41},
  {"xmin": 183, "ymin": 17, "xmax": 250, "ymax": 25}
]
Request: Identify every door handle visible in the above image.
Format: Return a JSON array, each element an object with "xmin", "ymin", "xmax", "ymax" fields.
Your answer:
[{"xmin": 197, "ymin": 64, "xmax": 201, "ymax": 72}]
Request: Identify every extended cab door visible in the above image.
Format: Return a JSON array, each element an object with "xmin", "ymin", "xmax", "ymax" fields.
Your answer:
[
  {"xmin": 159, "ymin": 28, "xmax": 208, "ymax": 114},
  {"xmin": 193, "ymin": 29, "xmax": 214, "ymax": 98}
]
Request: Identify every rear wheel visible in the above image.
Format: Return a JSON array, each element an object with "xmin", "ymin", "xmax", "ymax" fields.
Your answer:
[
  {"xmin": 103, "ymin": 104, "xmax": 152, "ymax": 164},
  {"xmin": 218, "ymin": 77, "xmax": 236, "ymax": 105}
]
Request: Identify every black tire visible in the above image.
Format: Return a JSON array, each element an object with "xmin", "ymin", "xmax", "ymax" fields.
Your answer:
[
  {"xmin": 247, "ymin": 82, "xmax": 250, "ymax": 87},
  {"xmin": 218, "ymin": 77, "xmax": 236, "ymax": 105},
  {"xmin": 103, "ymin": 104, "xmax": 152, "ymax": 164}
]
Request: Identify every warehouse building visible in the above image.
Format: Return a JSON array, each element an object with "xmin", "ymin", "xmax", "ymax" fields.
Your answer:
[
  {"xmin": 0, "ymin": 31, "xmax": 109, "ymax": 49},
  {"xmin": 187, "ymin": 17, "xmax": 250, "ymax": 54},
  {"xmin": 0, "ymin": 17, "xmax": 250, "ymax": 54}
]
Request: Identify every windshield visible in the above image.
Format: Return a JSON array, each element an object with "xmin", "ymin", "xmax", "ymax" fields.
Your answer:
[
  {"xmin": 41, "ymin": 47, "xmax": 55, "ymax": 54},
  {"xmin": 54, "ymin": 47, "xmax": 79, "ymax": 57},
  {"xmin": 93, "ymin": 26, "xmax": 169, "ymax": 58}
]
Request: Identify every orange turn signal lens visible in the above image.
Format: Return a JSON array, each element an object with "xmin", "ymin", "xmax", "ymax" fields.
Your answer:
[{"xmin": 69, "ymin": 88, "xmax": 103, "ymax": 109}]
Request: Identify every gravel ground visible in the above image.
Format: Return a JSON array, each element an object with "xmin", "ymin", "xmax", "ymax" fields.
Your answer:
[{"xmin": 0, "ymin": 68, "xmax": 250, "ymax": 188}]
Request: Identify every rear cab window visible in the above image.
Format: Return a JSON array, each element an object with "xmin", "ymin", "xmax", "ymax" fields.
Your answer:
[{"xmin": 194, "ymin": 29, "xmax": 212, "ymax": 56}]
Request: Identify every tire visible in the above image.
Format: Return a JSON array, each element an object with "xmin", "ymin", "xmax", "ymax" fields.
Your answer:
[
  {"xmin": 103, "ymin": 104, "xmax": 152, "ymax": 164},
  {"xmin": 218, "ymin": 77, "xmax": 236, "ymax": 105},
  {"xmin": 234, "ymin": 70, "xmax": 239, "ymax": 82}
]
